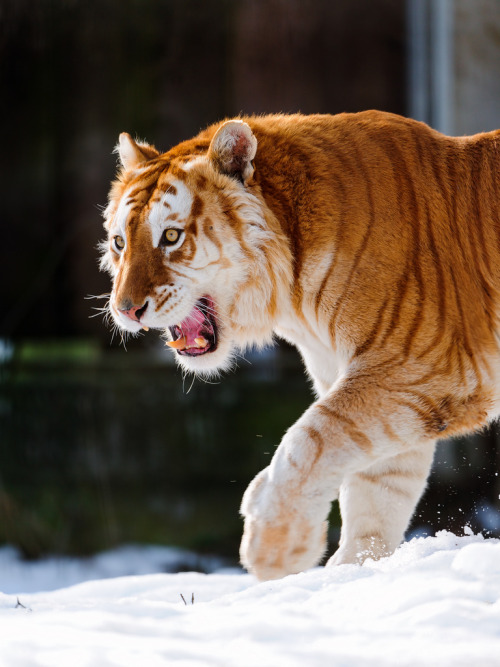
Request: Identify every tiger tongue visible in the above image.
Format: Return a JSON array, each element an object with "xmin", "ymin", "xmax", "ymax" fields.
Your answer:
[{"xmin": 172, "ymin": 305, "xmax": 207, "ymax": 349}]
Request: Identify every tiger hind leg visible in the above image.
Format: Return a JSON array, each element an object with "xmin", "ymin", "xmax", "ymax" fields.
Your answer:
[{"xmin": 328, "ymin": 444, "xmax": 436, "ymax": 566}]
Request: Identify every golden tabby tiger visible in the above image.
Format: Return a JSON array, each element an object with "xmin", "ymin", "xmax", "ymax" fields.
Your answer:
[{"xmin": 101, "ymin": 111, "xmax": 500, "ymax": 580}]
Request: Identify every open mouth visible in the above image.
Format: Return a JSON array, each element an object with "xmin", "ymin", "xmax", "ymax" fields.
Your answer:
[{"xmin": 166, "ymin": 296, "xmax": 218, "ymax": 357}]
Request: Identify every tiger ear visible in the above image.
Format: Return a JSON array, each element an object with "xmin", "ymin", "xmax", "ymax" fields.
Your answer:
[
  {"xmin": 208, "ymin": 120, "xmax": 257, "ymax": 183},
  {"xmin": 117, "ymin": 133, "xmax": 159, "ymax": 170}
]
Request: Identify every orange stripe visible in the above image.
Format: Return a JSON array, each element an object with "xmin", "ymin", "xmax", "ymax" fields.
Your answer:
[
  {"xmin": 316, "ymin": 403, "xmax": 373, "ymax": 451},
  {"xmin": 328, "ymin": 142, "xmax": 376, "ymax": 332},
  {"xmin": 314, "ymin": 174, "xmax": 346, "ymax": 316}
]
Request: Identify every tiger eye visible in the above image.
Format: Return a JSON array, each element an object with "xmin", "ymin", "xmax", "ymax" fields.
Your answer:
[
  {"xmin": 164, "ymin": 229, "xmax": 180, "ymax": 244},
  {"xmin": 113, "ymin": 235, "xmax": 125, "ymax": 251}
]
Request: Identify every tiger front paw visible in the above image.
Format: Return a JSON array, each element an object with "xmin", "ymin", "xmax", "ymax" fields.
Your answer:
[
  {"xmin": 240, "ymin": 516, "xmax": 328, "ymax": 581},
  {"xmin": 239, "ymin": 468, "xmax": 328, "ymax": 580}
]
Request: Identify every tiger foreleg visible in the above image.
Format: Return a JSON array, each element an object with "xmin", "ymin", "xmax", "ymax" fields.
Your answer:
[{"xmin": 240, "ymin": 378, "xmax": 434, "ymax": 580}]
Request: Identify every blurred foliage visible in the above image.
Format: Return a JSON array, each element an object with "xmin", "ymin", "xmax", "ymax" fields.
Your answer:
[{"xmin": 0, "ymin": 342, "xmax": 315, "ymax": 560}]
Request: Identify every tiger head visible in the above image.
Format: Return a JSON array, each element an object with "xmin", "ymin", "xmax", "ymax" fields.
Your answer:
[{"xmin": 100, "ymin": 120, "xmax": 292, "ymax": 376}]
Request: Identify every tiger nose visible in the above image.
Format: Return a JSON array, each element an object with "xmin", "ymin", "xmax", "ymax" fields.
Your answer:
[{"xmin": 119, "ymin": 301, "xmax": 148, "ymax": 322}]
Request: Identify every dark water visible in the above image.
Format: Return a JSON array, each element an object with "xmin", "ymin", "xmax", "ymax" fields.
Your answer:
[{"xmin": 1, "ymin": 340, "xmax": 500, "ymax": 567}]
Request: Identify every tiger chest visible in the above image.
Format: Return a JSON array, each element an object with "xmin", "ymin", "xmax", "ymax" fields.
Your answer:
[{"xmin": 274, "ymin": 315, "xmax": 350, "ymax": 397}]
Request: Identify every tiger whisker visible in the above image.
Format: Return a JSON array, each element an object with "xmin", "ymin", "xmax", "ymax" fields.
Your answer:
[
  {"xmin": 85, "ymin": 293, "xmax": 111, "ymax": 300},
  {"xmin": 89, "ymin": 306, "xmax": 110, "ymax": 316},
  {"xmin": 88, "ymin": 295, "xmax": 133, "ymax": 351},
  {"xmin": 185, "ymin": 372, "xmax": 197, "ymax": 394},
  {"xmin": 196, "ymin": 375, "xmax": 221, "ymax": 386},
  {"xmin": 232, "ymin": 351, "xmax": 252, "ymax": 366}
]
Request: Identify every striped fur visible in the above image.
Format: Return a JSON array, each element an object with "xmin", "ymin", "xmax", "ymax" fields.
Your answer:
[{"xmin": 101, "ymin": 111, "xmax": 500, "ymax": 580}]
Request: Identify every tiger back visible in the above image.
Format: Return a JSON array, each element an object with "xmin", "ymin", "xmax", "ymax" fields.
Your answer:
[{"xmin": 101, "ymin": 110, "xmax": 500, "ymax": 580}]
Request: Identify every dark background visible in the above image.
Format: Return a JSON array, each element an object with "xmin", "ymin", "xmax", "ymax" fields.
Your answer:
[{"xmin": 1, "ymin": 0, "xmax": 499, "ymax": 565}]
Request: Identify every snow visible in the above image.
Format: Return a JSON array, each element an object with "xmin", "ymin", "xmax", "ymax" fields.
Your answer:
[{"xmin": 1, "ymin": 532, "xmax": 500, "ymax": 666}]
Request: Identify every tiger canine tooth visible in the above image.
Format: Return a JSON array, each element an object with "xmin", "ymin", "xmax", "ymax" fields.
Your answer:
[
  {"xmin": 165, "ymin": 337, "xmax": 187, "ymax": 349},
  {"xmin": 194, "ymin": 337, "xmax": 208, "ymax": 348},
  {"xmin": 142, "ymin": 326, "xmax": 149, "ymax": 331}
]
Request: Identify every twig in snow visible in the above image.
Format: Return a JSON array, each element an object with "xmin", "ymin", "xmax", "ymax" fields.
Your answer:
[{"xmin": 15, "ymin": 597, "xmax": 31, "ymax": 612}]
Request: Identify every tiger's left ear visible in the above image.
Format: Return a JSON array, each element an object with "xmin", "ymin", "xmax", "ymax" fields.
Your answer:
[
  {"xmin": 117, "ymin": 133, "xmax": 160, "ymax": 170},
  {"xmin": 208, "ymin": 120, "xmax": 257, "ymax": 183}
]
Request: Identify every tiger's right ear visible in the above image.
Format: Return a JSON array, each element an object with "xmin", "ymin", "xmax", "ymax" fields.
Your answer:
[
  {"xmin": 208, "ymin": 120, "xmax": 257, "ymax": 183},
  {"xmin": 117, "ymin": 133, "xmax": 159, "ymax": 170}
]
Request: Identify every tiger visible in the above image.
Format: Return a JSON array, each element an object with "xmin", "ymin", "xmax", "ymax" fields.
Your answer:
[{"xmin": 100, "ymin": 110, "xmax": 500, "ymax": 581}]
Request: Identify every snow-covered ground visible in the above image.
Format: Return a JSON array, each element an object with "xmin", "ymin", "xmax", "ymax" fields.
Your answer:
[{"xmin": 1, "ymin": 531, "xmax": 500, "ymax": 666}]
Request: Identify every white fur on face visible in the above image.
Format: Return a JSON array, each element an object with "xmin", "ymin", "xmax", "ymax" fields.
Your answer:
[
  {"xmin": 113, "ymin": 190, "xmax": 133, "ymax": 235},
  {"xmin": 100, "ymin": 190, "xmax": 135, "ymax": 277},
  {"xmin": 148, "ymin": 180, "xmax": 193, "ymax": 247}
]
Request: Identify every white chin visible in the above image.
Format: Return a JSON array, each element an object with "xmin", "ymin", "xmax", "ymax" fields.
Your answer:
[
  {"xmin": 115, "ymin": 318, "xmax": 143, "ymax": 334},
  {"xmin": 174, "ymin": 337, "xmax": 236, "ymax": 377}
]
